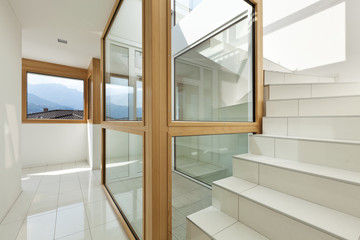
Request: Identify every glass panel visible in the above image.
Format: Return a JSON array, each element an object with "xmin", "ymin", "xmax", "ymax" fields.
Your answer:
[
  {"xmin": 174, "ymin": 11, "xmax": 254, "ymax": 122},
  {"xmin": 172, "ymin": 133, "xmax": 249, "ymax": 240},
  {"xmin": 105, "ymin": 0, "xmax": 142, "ymax": 121},
  {"xmin": 27, "ymin": 73, "xmax": 84, "ymax": 120},
  {"xmin": 174, "ymin": 0, "xmax": 204, "ymax": 25},
  {"xmin": 106, "ymin": 129, "xmax": 143, "ymax": 239},
  {"xmin": 174, "ymin": 133, "xmax": 249, "ymax": 185}
]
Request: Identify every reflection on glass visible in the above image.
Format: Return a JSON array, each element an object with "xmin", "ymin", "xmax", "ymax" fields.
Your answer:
[
  {"xmin": 106, "ymin": 130, "xmax": 143, "ymax": 239},
  {"xmin": 174, "ymin": 133, "xmax": 249, "ymax": 185},
  {"xmin": 174, "ymin": 0, "xmax": 204, "ymax": 24},
  {"xmin": 105, "ymin": 0, "xmax": 143, "ymax": 121},
  {"xmin": 174, "ymin": 12, "xmax": 254, "ymax": 122}
]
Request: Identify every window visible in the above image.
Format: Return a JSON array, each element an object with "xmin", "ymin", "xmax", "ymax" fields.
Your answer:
[
  {"xmin": 105, "ymin": 129, "xmax": 143, "ymax": 238},
  {"xmin": 174, "ymin": 15, "xmax": 255, "ymax": 122},
  {"xmin": 104, "ymin": 42, "xmax": 143, "ymax": 121},
  {"xmin": 22, "ymin": 59, "xmax": 88, "ymax": 123},
  {"xmin": 174, "ymin": 133, "xmax": 249, "ymax": 185}
]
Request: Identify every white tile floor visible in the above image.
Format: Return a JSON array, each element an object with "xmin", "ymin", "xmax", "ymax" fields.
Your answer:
[{"xmin": 0, "ymin": 162, "xmax": 129, "ymax": 240}]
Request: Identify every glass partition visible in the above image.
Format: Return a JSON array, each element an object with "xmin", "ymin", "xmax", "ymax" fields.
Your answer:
[
  {"xmin": 105, "ymin": 129, "xmax": 143, "ymax": 239},
  {"xmin": 172, "ymin": 133, "xmax": 249, "ymax": 239},
  {"xmin": 174, "ymin": 12, "xmax": 254, "ymax": 122},
  {"xmin": 103, "ymin": 0, "xmax": 144, "ymax": 238}
]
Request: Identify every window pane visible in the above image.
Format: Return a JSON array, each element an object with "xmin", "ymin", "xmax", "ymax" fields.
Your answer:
[
  {"xmin": 105, "ymin": 129, "xmax": 143, "ymax": 239},
  {"xmin": 174, "ymin": 133, "xmax": 249, "ymax": 185},
  {"xmin": 105, "ymin": 0, "xmax": 143, "ymax": 122},
  {"xmin": 27, "ymin": 73, "xmax": 84, "ymax": 120},
  {"xmin": 174, "ymin": 13, "xmax": 254, "ymax": 122},
  {"xmin": 172, "ymin": 133, "xmax": 249, "ymax": 240}
]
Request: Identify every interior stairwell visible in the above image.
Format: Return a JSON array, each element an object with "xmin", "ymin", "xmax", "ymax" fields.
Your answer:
[{"xmin": 186, "ymin": 70, "xmax": 360, "ymax": 240}]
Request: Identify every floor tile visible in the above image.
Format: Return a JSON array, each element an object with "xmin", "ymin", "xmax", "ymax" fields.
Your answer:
[
  {"xmin": 16, "ymin": 212, "xmax": 56, "ymax": 240},
  {"xmin": 85, "ymin": 200, "xmax": 117, "ymax": 228},
  {"xmin": 2, "ymin": 191, "xmax": 35, "ymax": 224},
  {"xmin": 56, "ymin": 229, "xmax": 92, "ymax": 240},
  {"xmin": 0, "ymin": 221, "xmax": 23, "ymax": 240},
  {"xmin": 27, "ymin": 193, "xmax": 58, "ymax": 217},
  {"xmin": 90, "ymin": 220, "xmax": 129, "ymax": 240},
  {"xmin": 58, "ymin": 190, "xmax": 84, "ymax": 210},
  {"xmin": 60, "ymin": 180, "xmax": 81, "ymax": 194},
  {"xmin": 55, "ymin": 205, "xmax": 89, "ymax": 239},
  {"xmin": 81, "ymin": 186, "xmax": 107, "ymax": 204}
]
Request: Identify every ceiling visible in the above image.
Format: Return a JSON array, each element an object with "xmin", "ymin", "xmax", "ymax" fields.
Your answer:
[{"xmin": 9, "ymin": 0, "xmax": 116, "ymax": 69}]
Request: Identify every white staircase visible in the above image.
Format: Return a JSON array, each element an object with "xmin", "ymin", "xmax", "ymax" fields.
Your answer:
[{"xmin": 186, "ymin": 71, "xmax": 360, "ymax": 240}]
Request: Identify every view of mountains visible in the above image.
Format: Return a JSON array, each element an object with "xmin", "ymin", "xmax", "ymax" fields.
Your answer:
[
  {"xmin": 27, "ymin": 83, "xmax": 84, "ymax": 114},
  {"xmin": 105, "ymin": 94, "xmax": 142, "ymax": 120},
  {"xmin": 28, "ymin": 83, "xmax": 142, "ymax": 119}
]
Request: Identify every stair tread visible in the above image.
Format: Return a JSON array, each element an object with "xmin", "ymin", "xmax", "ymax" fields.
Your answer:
[
  {"xmin": 264, "ymin": 115, "xmax": 360, "ymax": 118},
  {"xmin": 213, "ymin": 222, "xmax": 270, "ymax": 240},
  {"xmin": 214, "ymin": 178, "xmax": 360, "ymax": 240},
  {"xmin": 212, "ymin": 176, "xmax": 257, "ymax": 194},
  {"xmin": 234, "ymin": 153, "xmax": 360, "ymax": 185},
  {"xmin": 264, "ymin": 71, "xmax": 335, "ymax": 85},
  {"xmin": 187, "ymin": 206, "xmax": 269, "ymax": 239},
  {"xmin": 253, "ymin": 134, "xmax": 360, "ymax": 145},
  {"xmin": 267, "ymin": 94, "xmax": 360, "ymax": 101},
  {"xmin": 265, "ymin": 82, "xmax": 360, "ymax": 86},
  {"xmin": 187, "ymin": 206, "xmax": 237, "ymax": 236}
]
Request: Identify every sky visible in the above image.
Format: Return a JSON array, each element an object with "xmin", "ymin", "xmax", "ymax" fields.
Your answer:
[{"xmin": 27, "ymin": 73, "xmax": 84, "ymax": 92}]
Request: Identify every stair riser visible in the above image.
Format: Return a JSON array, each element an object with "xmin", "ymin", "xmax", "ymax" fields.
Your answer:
[
  {"xmin": 263, "ymin": 117, "xmax": 360, "ymax": 141},
  {"xmin": 212, "ymin": 184, "xmax": 341, "ymax": 240},
  {"xmin": 266, "ymin": 96, "xmax": 360, "ymax": 117},
  {"xmin": 264, "ymin": 72, "xmax": 334, "ymax": 85},
  {"xmin": 233, "ymin": 158, "xmax": 360, "ymax": 218},
  {"xmin": 186, "ymin": 220, "xmax": 211, "ymax": 240},
  {"xmin": 268, "ymin": 83, "xmax": 360, "ymax": 100},
  {"xmin": 249, "ymin": 135, "xmax": 360, "ymax": 172},
  {"xmin": 212, "ymin": 185, "xmax": 239, "ymax": 220},
  {"xmin": 237, "ymin": 196, "xmax": 340, "ymax": 240}
]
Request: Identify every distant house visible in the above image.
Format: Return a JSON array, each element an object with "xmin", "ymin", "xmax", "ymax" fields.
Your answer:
[{"xmin": 27, "ymin": 109, "xmax": 84, "ymax": 120}]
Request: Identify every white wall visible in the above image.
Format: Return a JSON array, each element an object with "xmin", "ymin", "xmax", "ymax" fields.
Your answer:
[
  {"xmin": 21, "ymin": 124, "xmax": 88, "ymax": 168},
  {"xmin": 298, "ymin": 0, "xmax": 360, "ymax": 82},
  {"xmin": 0, "ymin": 0, "xmax": 22, "ymax": 222},
  {"xmin": 263, "ymin": 0, "xmax": 360, "ymax": 82},
  {"xmin": 87, "ymin": 123, "xmax": 101, "ymax": 169}
]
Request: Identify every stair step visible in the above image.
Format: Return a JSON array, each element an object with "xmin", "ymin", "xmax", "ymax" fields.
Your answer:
[
  {"xmin": 266, "ymin": 82, "xmax": 360, "ymax": 100},
  {"xmin": 213, "ymin": 178, "xmax": 360, "ymax": 240},
  {"xmin": 233, "ymin": 153, "xmax": 360, "ymax": 217},
  {"xmin": 266, "ymin": 95, "xmax": 360, "ymax": 117},
  {"xmin": 264, "ymin": 71, "xmax": 335, "ymax": 85},
  {"xmin": 213, "ymin": 222, "xmax": 270, "ymax": 240},
  {"xmin": 263, "ymin": 116, "xmax": 360, "ymax": 141},
  {"xmin": 249, "ymin": 134, "xmax": 360, "ymax": 172},
  {"xmin": 187, "ymin": 206, "xmax": 269, "ymax": 240}
]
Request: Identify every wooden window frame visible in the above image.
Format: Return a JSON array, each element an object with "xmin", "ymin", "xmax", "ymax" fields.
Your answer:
[
  {"xmin": 100, "ymin": 0, "xmax": 262, "ymax": 239},
  {"xmin": 22, "ymin": 58, "xmax": 88, "ymax": 124},
  {"xmin": 87, "ymin": 58, "xmax": 101, "ymax": 124}
]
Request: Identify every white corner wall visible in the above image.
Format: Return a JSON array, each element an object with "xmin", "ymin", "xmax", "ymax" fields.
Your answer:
[
  {"xmin": 0, "ymin": 0, "xmax": 22, "ymax": 222},
  {"xmin": 298, "ymin": 0, "xmax": 360, "ymax": 82},
  {"xmin": 21, "ymin": 124, "xmax": 88, "ymax": 168},
  {"xmin": 87, "ymin": 123, "xmax": 101, "ymax": 170}
]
